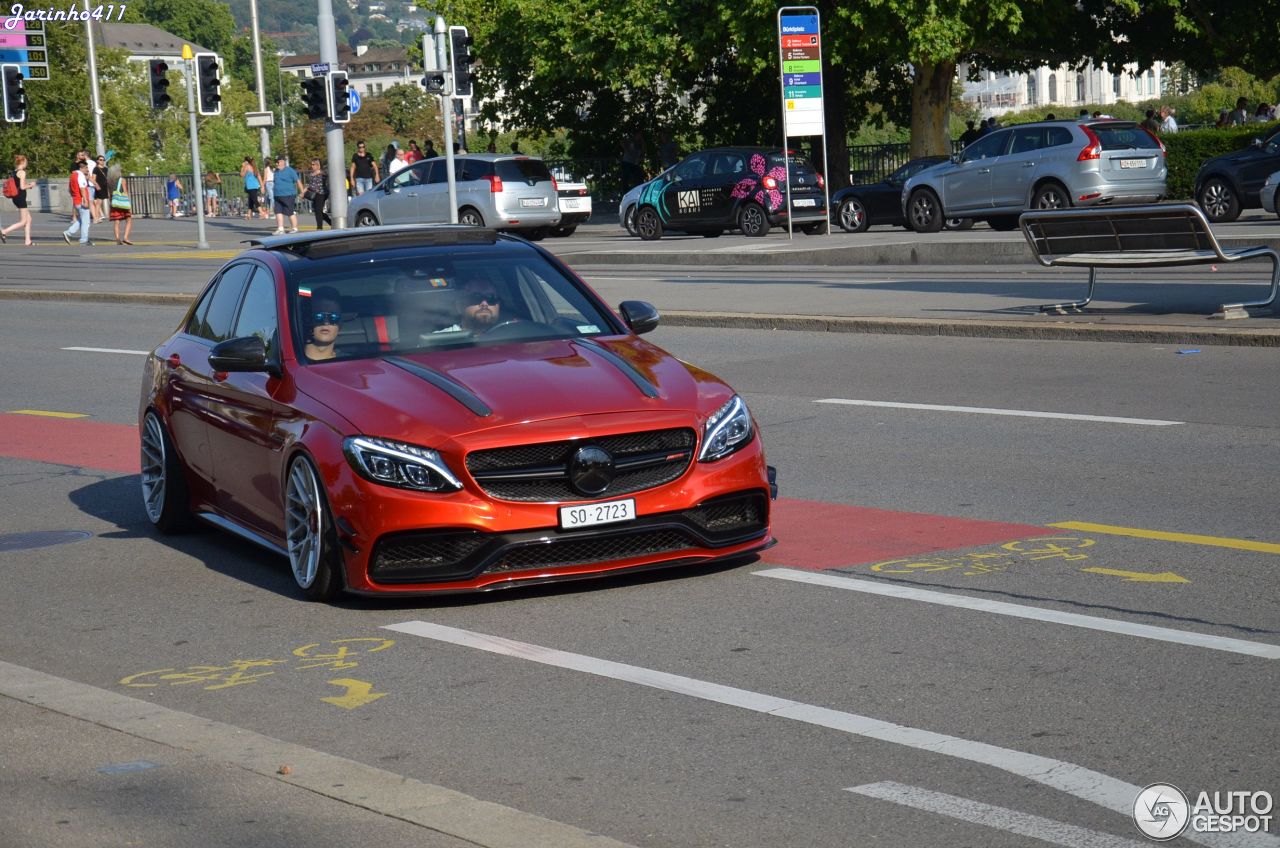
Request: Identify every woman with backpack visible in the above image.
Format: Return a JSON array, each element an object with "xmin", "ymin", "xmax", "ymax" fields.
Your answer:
[
  {"xmin": 241, "ymin": 155, "xmax": 262, "ymax": 221},
  {"xmin": 107, "ymin": 164, "xmax": 134, "ymax": 245},
  {"xmin": 1, "ymin": 154, "xmax": 36, "ymax": 245}
]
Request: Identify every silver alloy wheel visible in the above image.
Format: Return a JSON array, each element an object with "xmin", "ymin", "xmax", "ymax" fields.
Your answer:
[
  {"xmin": 1035, "ymin": 185, "xmax": 1069, "ymax": 208},
  {"xmin": 839, "ymin": 197, "xmax": 866, "ymax": 232},
  {"xmin": 285, "ymin": 459, "xmax": 324, "ymax": 589},
  {"xmin": 910, "ymin": 192, "xmax": 937, "ymax": 229},
  {"xmin": 459, "ymin": 208, "xmax": 484, "ymax": 226},
  {"xmin": 140, "ymin": 413, "xmax": 167, "ymax": 524},
  {"xmin": 740, "ymin": 204, "xmax": 766, "ymax": 236},
  {"xmin": 1201, "ymin": 180, "xmax": 1231, "ymax": 218},
  {"xmin": 355, "ymin": 211, "xmax": 378, "ymax": 227}
]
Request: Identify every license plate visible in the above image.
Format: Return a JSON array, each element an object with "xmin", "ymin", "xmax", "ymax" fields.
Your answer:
[
  {"xmin": 560, "ymin": 198, "xmax": 584, "ymax": 210},
  {"xmin": 793, "ymin": 198, "xmax": 816, "ymax": 207},
  {"xmin": 520, "ymin": 197, "xmax": 547, "ymax": 207},
  {"xmin": 559, "ymin": 498, "xmax": 636, "ymax": 529},
  {"xmin": 1119, "ymin": 159, "xmax": 1147, "ymax": 169}
]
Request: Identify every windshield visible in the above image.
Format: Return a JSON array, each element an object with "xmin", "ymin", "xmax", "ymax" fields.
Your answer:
[{"xmin": 289, "ymin": 246, "xmax": 619, "ymax": 363}]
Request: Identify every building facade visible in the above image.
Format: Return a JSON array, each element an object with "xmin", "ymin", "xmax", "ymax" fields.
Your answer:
[{"xmin": 959, "ymin": 61, "xmax": 1166, "ymax": 117}]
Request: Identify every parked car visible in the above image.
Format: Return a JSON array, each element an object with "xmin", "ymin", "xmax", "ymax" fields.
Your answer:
[
  {"xmin": 1262, "ymin": 169, "xmax": 1280, "ymax": 218},
  {"xmin": 138, "ymin": 225, "xmax": 776, "ymax": 601},
  {"xmin": 630, "ymin": 147, "xmax": 827, "ymax": 239},
  {"xmin": 902, "ymin": 120, "xmax": 1167, "ymax": 232},
  {"xmin": 832, "ymin": 156, "xmax": 970, "ymax": 232},
  {"xmin": 553, "ymin": 178, "xmax": 592, "ymax": 236},
  {"xmin": 349, "ymin": 153, "xmax": 561, "ymax": 239},
  {"xmin": 1194, "ymin": 124, "xmax": 1280, "ymax": 222}
]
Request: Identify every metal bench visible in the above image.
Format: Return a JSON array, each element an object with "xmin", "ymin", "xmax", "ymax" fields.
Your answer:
[{"xmin": 1019, "ymin": 204, "xmax": 1279, "ymax": 318}]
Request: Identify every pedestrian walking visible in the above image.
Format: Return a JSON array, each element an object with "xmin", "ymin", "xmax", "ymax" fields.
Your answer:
[
  {"xmin": 107, "ymin": 164, "xmax": 134, "ymax": 245},
  {"xmin": 204, "ymin": 171, "xmax": 221, "ymax": 216},
  {"xmin": 509, "ymin": 139, "xmax": 521, "ymax": 155},
  {"xmin": 381, "ymin": 142, "xmax": 398, "ymax": 176},
  {"xmin": 1141, "ymin": 109, "xmax": 1161, "ymax": 134},
  {"xmin": 271, "ymin": 154, "xmax": 303, "ymax": 235},
  {"xmin": 1228, "ymin": 97, "xmax": 1249, "ymax": 126},
  {"xmin": 0, "ymin": 154, "xmax": 37, "ymax": 245},
  {"xmin": 405, "ymin": 140, "xmax": 424, "ymax": 164},
  {"xmin": 261, "ymin": 159, "xmax": 274, "ymax": 218},
  {"xmin": 620, "ymin": 131, "xmax": 646, "ymax": 189},
  {"xmin": 958, "ymin": 120, "xmax": 980, "ymax": 148},
  {"xmin": 240, "ymin": 156, "xmax": 262, "ymax": 220},
  {"xmin": 304, "ymin": 158, "xmax": 332, "ymax": 230},
  {"xmin": 1160, "ymin": 106, "xmax": 1178, "ymax": 133},
  {"xmin": 165, "ymin": 173, "xmax": 183, "ymax": 217},
  {"xmin": 62, "ymin": 159, "xmax": 94, "ymax": 245},
  {"xmin": 422, "ymin": 139, "xmax": 437, "ymax": 158},
  {"xmin": 388, "ymin": 147, "xmax": 408, "ymax": 175},
  {"xmin": 91, "ymin": 154, "xmax": 109, "ymax": 222},
  {"xmin": 349, "ymin": 140, "xmax": 379, "ymax": 196}
]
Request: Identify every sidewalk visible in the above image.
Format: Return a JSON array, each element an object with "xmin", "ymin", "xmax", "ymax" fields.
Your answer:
[{"xmin": 2, "ymin": 208, "xmax": 1278, "ymax": 345}]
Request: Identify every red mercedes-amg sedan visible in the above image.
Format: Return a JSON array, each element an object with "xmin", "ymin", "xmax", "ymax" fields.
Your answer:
[{"xmin": 139, "ymin": 225, "xmax": 775, "ymax": 600}]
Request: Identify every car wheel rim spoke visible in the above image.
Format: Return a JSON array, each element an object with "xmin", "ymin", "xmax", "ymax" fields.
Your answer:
[
  {"xmin": 285, "ymin": 463, "xmax": 320, "ymax": 588},
  {"xmin": 140, "ymin": 416, "xmax": 166, "ymax": 523}
]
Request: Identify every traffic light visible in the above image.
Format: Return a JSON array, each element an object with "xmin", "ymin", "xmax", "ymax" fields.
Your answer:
[
  {"xmin": 194, "ymin": 53, "xmax": 221, "ymax": 116},
  {"xmin": 328, "ymin": 70, "xmax": 351, "ymax": 123},
  {"xmin": 148, "ymin": 59, "xmax": 171, "ymax": 110},
  {"xmin": 2, "ymin": 63, "xmax": 26, "ymax": 123},
  {"xmin": 421, "ymin": 71, "xmax": 447, "ymax": 96},
  {"xmin": 301, "ymin": 75, "xmax": 327, "ymax": 120},
  {"xmin": 448, "ymin": 26, "xmax": 475, "ymax": 98}
]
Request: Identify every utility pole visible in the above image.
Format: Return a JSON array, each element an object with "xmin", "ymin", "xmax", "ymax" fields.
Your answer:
[
  {"xmin": 248, "ymin": 0, "xmax": 271, "ymax": 161},
  {"xmin": 82, "ymin": 1, "xmax": 105, "ymax": 156},
  {"xmin": 317, "ymin": 0, "xmax": 347, "ymax": 228},
  {"xmin": 434, "ymin": 16, "xmax": 457, "ymax": 223},
  {"xmin": 182, "ymin": 45, "xmax": 209, "ymax": 249}
]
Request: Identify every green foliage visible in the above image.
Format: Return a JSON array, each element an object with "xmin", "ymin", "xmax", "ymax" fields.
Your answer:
[
  {"xmin": 1164, "ymin": 123, "xmax": 1280, "ymax": 199},
  {"xmin": 126, "ymin": 0, "xmax": 239, "ymax": 55}
]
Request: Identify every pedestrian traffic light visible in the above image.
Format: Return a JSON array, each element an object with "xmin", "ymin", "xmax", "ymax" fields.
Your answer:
[
  {"xmin": 448, "ymin": 26, "xmax": 475, "ymax": 98},
  {"xmin": 194, "ymin": 53, "xmax": 221, "ymax": 116},
  {"xmin": 421, "ymin": 71, "xmax": 447, "ymax": 96},
  {"xmin": 148, "ymin": 59, "xmax": 171, "ymax": 111},
  {"xmin": 301, "ymin": 75, "xmax": 327, "ymax": 120},
  {"xmin": 1, "ymin": 63, "xmax": 26, "ymax": 123},
  {"xmin": 328, "ymin": 70, "xmax": 351, "ymax": 123}
]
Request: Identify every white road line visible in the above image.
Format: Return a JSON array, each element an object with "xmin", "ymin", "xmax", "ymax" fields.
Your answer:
[
  {"xmin": 815, "ymin": 398, "xmax": 1183, "ymax": 426},
  {"xmin": 0, "ymin": 659, "xmax": 638, "ymax": 848},
  {"xmin": 754, "ymin": 568, "xmax": 1280, "ymax": 660},
  {"xmin": 62, "ymin": 346, "xmax": 149, "ymax": 355},
  {"xmin": 846, "ymin": 781, "xmax": 1149, "ymax": 848},
  {"xmin": 383, "ymin": 621, "xmax": 1278, "ymax": 848}
]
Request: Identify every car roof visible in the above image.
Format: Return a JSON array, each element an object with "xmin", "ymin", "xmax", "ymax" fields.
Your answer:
[
  {"xmin": 426, "ymin": 153, "xmax": 546, "ymax": 162},
  {"xmin": 244, "ymin": 224, "xmax": 508, "ymax": 261}
]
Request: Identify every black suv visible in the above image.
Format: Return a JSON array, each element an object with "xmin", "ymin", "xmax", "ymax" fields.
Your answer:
[
  {"xmin": 632, "ymin": 147, "xmax": 827, "ymax": 239},
  {"xmin": 1194, "ymin": 124, "xmax": 1280, "ymax": 222}
]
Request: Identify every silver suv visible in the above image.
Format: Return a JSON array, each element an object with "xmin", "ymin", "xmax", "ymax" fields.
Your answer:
[
  {"xmin": 349, "ymin": 153, "xmax": 561, "ymax": 238},
  {"xmin": 902, "ymin": 120, "xmax": 1167, "ymax": 231}
]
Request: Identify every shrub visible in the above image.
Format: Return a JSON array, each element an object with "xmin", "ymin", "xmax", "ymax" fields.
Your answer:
[{"xmin": 1163, "ymin": 122, "xmax": 1279, "ymax": 199}]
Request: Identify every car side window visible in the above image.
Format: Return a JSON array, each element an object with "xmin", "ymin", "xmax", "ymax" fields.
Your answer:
[
  {"xmin": 673, "ymin": 154, "xmax": 708, "ymax": 182},
  {"xmin": 191, "ymin": 264, "xmax": 253, "ymax": 344},
  {"xmin": 231, "ymin": 266, "xmax": 278, "ymax": 358},
  {"xmin": 959, "ymin": 132, "xmax": 1007, "ymax": 162},
  {"xmin": 393, "ymin": 162, "xmax": 428, "ymax": 188},
  {"xmin": 1009, "ymin": 127, "xmax": 1044, "ymax": 154}
]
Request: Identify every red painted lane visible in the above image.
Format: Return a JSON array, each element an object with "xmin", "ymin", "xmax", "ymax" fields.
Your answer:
[
  {"xmin": 1, "ymin": 413, "xmax": 139, "ymax": 474},
  {"xmin": 0, "ymin": 415, "xmax": 1050, "ymax": 563},
  {"xmin": 763, "ymin": 498, "xmax": 1047, "ymax": 570}
]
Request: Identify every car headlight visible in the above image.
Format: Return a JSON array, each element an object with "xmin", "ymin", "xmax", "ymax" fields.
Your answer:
[
  {"xmin": 698, "ymin": 395, "xmax": 754, "ymax": 462},
  {"xmin": 343, "ymin": 436, "xmax": 463, "ymax": 492}
]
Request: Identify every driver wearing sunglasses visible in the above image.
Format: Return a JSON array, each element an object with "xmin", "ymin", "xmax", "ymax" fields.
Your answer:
[
  {"xmin": 304, "ymin": 286, "xmax": 343, "ymax": 361},
  {"xmin": 437, "ymin": 276, "xmax": 504, "ymax": 333}
]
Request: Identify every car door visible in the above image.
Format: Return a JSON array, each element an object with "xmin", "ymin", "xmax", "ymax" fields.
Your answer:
[
  {"xmin": 378, "ymin": 161, "xmax": 430, "ymax": 223},
  {"xmin": 991, "ymin": 125, "xmax": 1044, "ymax": 210},
  {"xmin": 1240, "ymin": 128, "xmax": 1280, "ymax": 202},
  {"xmin": 662, "ymin": 152, "xmax": 713, "ymax": 230},
  {"xmin": 164, "ymin": 263, "xmax": 254, "ymax": 509},
  {"xmin": 416, "ymin": 160, "xmax": 449, "ymax": 222},
  {"xmin": 942, "ymin": 130, "xmax": 1009, "ymax": 213},
  {"xmin": 699, "ymin": 152, "xmax": 747, "ymax": 228},
  {"xmin": 204, "ymin": 264, "xmax": 292, "ymax": 538}
]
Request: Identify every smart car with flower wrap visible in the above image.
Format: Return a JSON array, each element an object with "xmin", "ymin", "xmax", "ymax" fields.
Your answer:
[
  {"xmin": 631, "ymin": 147, "xmax": 827, "ymax": 239},
  {"xmin": 138, "ymin": 225, "xmax": 777, "ymax": 601}
]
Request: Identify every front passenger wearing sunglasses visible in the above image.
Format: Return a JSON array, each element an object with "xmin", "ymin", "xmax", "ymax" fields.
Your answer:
[{"xmin": 305, "ymin": 286, "xmax": 343, "ymax": 361}]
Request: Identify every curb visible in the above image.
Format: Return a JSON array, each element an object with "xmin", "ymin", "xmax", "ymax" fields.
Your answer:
[{"xmin": 5, "ymin": 289, "xmax": 1277, "ymax": 346}]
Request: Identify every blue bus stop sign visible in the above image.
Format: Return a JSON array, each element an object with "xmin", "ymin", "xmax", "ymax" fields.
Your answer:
[{"xmin": 348, "ymin": 89, "xmax": 361, "ymax": 115}]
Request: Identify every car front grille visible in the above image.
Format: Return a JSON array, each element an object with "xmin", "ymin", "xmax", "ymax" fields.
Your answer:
[{"xmin": 465, "ymin": 428, "xmax": 696, "ymax": 502}]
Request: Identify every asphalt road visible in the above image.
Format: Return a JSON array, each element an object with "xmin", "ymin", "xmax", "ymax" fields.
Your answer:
[{"xmin": 1, "ymin": 299, "xmax": 1277, "ymax": 847}]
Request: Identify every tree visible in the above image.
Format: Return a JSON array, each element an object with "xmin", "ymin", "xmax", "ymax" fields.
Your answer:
[{"xmin": 126, "ymin": 0, "xmax": 239, "ymax": 55}]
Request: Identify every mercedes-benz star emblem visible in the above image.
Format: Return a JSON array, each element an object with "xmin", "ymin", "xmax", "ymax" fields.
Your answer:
[{"xmin": 569, "ymin": 445, "xmax": 615, "ymax": 496}]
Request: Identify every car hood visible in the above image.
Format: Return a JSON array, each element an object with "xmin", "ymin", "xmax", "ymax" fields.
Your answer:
[
  {"xmin": 295, "ymin": 336, "xmax": 733, "ymax": 443},
  {"xmin": 1202, "ymin": 146, "xmax": 1268, "ymax": 172}
]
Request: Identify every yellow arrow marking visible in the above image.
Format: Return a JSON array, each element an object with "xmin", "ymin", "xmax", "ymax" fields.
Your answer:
[
  {"xmin": 9, "ymin": 409, "xmax": 88, "ymax": 418},
  {"xmin": 320, "ymin": 678, "xmax": 387, "ymax": 709},
  {"xmin": 1050, "ymin": 521, "xmax": 1280, "ymax": 555},
  {"xmin": 1080, "ymin": 567, "xmax": 1189, "ymax": 584}
]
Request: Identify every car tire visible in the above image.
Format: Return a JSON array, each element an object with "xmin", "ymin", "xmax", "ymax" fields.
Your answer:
[
  {"xmin": 1032, "ymin": 182, "xmax": 1071, "ymax": 210},
  {"xmin": 739, "ymin": 202, "xmax": 770, "ymax": 237},
  {"xmin": 987, "ymin": 215, "xmax": 1020, "ymax": 231},
  {"xmin": 1274, "ymin": 189, "xmax": 1280, "ymax": 220},
  {"xmin": 701, "ymin": 230, "xmax": 723, "ymax": 238},
  {"xmin": 458, "ymin": 207, "xmax": 485, "ymax": 227},
  {"xmin": 636, "ymin": 206, "xmax": 663, "ymax": 241},
  {"xmin": 907, "ymin": 188, "xmax": 944, "ymax": 233},
  {"xmin": 802, "ymin": 222, "xmax": 826, "ymax": 235},
  {"xmin": 837, "ymin": 197, "xmax": 869, "ymax": 233},
  {"xmin": 944, "ymin": 217, "xmax": 974, "ymax": 230},
  {"xmin": 623, "ymin": 205, "xmax": 638, "ymax": 236},
  {"xmin": 284, "ymin": 455, "xmax": 344, "ymax": 603},
  {"xmin": 140, "ymin": 410, "xmax": 193, "ymax": 534},
  {"xmin": 524, "ymin": 228, "xmax": 549, "ymax": 241},
  {"xmin": 1198, "ymin": 177, "xmax": 1241, "ymax": 223},
  {"xmin": 354, "ymin": 210, "xmax": 379, "ymax": 227}
]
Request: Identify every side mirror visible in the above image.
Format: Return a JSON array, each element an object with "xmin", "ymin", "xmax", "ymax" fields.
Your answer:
[
  {"xmin": 618, "ymin": 300, "xmax": 660, "ymax": 335},
  {"xmin": 209, "ymin": 335, "xmax": 279, "ymax": 377}
]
